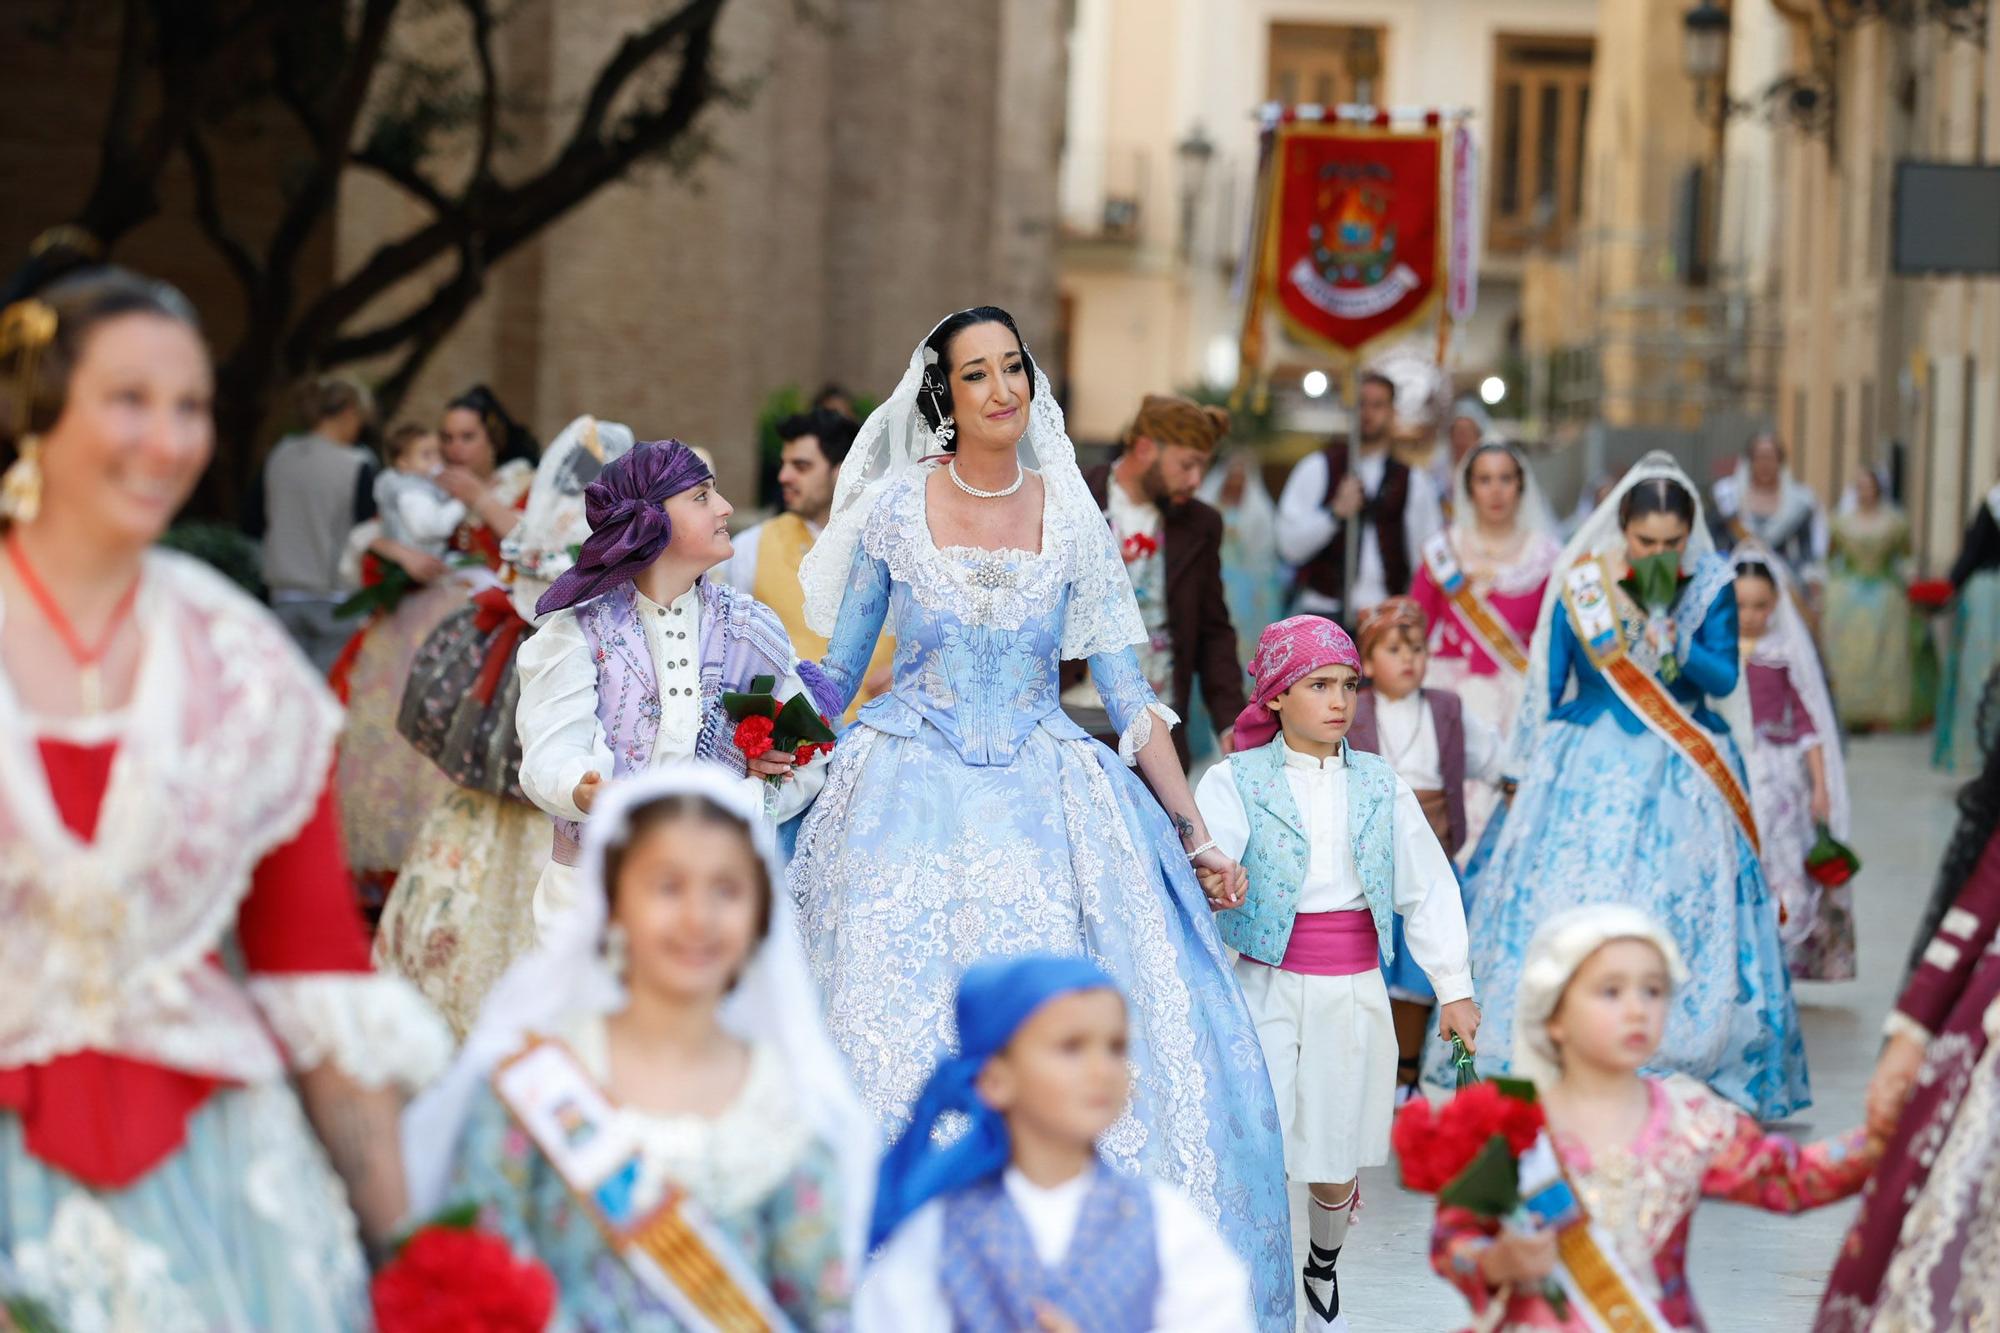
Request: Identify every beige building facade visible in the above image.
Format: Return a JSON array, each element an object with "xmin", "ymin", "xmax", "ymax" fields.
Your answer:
[
  {"xmin": 1768, "ymin": 12, "xmax": 2000, "ymax": 567},
  {"xmin": 1056, "ymin": 0, "xmax": 1599, "ymax": 445},
  {"xmin": 335, "ymin": 0, "xmax": 1066, "ymax": 503}
]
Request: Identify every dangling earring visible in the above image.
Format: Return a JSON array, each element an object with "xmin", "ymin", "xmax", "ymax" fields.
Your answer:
[
  {"xmin": 1, "ymin": 435, "xmax": 42, "ymax": 523},
  {"xmin": 935, "ymin": 414, "xmax": 955, "ymax": 447},
  {"xmin": 921, "ymin": 369, "xmax": 956, "ymax": 447},
  {"xmin": 601, "ymin": 923, "xmax": 629, "ymax": 981}
]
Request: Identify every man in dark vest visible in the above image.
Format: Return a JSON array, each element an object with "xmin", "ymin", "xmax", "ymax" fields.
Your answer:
[
  {"xmin": 1060, "ymin": 394, "xmax": 1247, "ymax": 767},
  {"xmin": 1276, "ymin": 369, "xmax": 1443, "ymax": 628}
]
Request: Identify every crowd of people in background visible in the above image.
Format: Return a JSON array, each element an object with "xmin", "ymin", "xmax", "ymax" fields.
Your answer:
[{"xmin": 6, "ymin": 265, "xmax": 2000, "ymax": 1333}]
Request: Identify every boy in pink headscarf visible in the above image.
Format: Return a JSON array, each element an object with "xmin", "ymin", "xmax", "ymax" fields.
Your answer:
[{"xmin": 1194, "ymin": 614, "xmax": 1480, "ymax": 1329}]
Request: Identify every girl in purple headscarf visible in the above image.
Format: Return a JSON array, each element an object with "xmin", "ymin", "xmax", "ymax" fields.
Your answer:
[{"xmin": 516, "ymin": 439, "xmax": 841, "ymax": 934}]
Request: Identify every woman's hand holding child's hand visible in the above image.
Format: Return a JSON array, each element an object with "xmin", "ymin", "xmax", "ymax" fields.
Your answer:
[
  {"xmin": 1865, "ymin": 1031, "xmax": 1926, "ymax": 1141},
  {"xmin": 1192, "ymin": 849, "xmax": 1248, "ymax": 912}
]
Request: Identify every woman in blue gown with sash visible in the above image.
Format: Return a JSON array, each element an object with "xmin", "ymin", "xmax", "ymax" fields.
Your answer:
[
  {"xmin": 1439, "ymin": 452, "xmax": 1809, "ymax": 1120},
  {"xmin": 787, "ymin": 308, "xmax": 1293, "ymax": 1331}
]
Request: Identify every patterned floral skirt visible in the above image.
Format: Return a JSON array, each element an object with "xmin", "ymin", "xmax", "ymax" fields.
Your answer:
[
  {"xmin": 1439, "ymin": 712, "xmax": 1812, "ymax": 1120},
  {"xmin": 790, "ymin": 721, "xmax": 1295, "ymax": 1333},
  {"xmin": 374, "ymin": 786, "xmax": 546, "ymax": 1038},
  {"xmin": 0, "ymin": 1083, "xmax": 368, "ymax": 1331},
  {"xmin": 333, "ymin": 582, "xmax": 467, "ymax": 916},
  {"xmin": 1749, "ymin": 735, "xmax": 1856, "ymax": 982},
  {"xmin": 1824, "ymin": 569, "xmax": 1929, "ymax": 731}
]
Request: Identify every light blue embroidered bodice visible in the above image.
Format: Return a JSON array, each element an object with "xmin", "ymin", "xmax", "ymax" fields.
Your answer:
[{"xmin": 818, "ymin": 470, "xmax": 1163, "ymax": 764}]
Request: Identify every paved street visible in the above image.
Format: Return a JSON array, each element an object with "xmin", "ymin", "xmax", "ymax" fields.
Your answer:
[{"xmin": 1316, "ymin": 733, "xmax": 1961, "ymax": 1331}]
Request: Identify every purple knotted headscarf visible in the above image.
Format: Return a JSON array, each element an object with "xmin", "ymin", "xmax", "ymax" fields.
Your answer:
[{"xmin": 536, "ymin": 439, "xmax": 713, "ymax": 616}]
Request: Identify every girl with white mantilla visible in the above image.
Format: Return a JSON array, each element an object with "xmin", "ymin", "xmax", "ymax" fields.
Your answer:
[
  {"xmin": 788, "ymin": 306, "xmax": 1294, "ymax": 1331},
  {"xmin": 408, "ymin": 764, "xmax": 875, "ymax": 1330},
  {"xmin": 1443, "ymin": 452, "xmax": 1809, "ymax": 1120}
]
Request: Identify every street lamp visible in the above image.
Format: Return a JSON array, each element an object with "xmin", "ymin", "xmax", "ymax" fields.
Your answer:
[
  {"xmin": 1176, "ymin": 124, "xmax": 1216, "ymax": 262},
  {"xmin": 1682, "ymin": 1, "xmax": 1730, "ymax": 88}
]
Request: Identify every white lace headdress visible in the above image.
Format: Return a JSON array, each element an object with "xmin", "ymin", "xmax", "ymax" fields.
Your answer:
[
  {"xmin": 401, "ymin": 764, "xmax": 878, "ymax": 1267},
  {"xmin": 1732, "ymin": 542, "xmax": 1850, "ymax": 838},
  {"xmin": 1506, "ymin": 450, "xmax": 1751, "ymax": 777},
  {"xmin": 1450, "ymin": 440, "xmax": 1559, "ymax": 544},
  {"xmin": 798, "ymin": 313, "xmax": 1145, "ymax": 661}
]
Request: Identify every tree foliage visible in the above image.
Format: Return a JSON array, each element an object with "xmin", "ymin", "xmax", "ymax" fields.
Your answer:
[{"xmin": 14, "ymin": 0, "xmax": 739, "ymax": 516}]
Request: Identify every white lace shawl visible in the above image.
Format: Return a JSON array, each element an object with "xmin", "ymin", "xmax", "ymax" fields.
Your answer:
[
  {"xmin": 1507, "ymin": 451, "xmax": 1753, "ymax": 778},
  {"xmin": 799, "ymin": 331, "xmax": 1145, "ymax": 661},
  {"xmin": 0, "ymin": 552, "xmax": 448, "ymax": 1089}
]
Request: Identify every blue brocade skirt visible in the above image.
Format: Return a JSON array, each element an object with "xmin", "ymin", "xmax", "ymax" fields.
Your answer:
[
  {"xmin": 1430, "ymin": 712, "xmax": 1812, "ymax": 1120},
  {"xmin": 0, "ymin": 1082, "xmax": 369, "ymax": 1331},
  {"xmin": 790, "ymin": 720, "xmax": 1295, "ymax": 1332}
]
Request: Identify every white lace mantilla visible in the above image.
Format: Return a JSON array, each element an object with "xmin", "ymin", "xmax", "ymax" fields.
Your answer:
[
  {"xmin": 801, "ymin": 333, "xmax": 1146, "ymax": 662},
  {"xmin": 0, "ymin": 553, "xmax": 343, "ymax": 1078},
  {"xmin": 859, "ymin": 464, "xmax": 1145, "ymax": 658}
]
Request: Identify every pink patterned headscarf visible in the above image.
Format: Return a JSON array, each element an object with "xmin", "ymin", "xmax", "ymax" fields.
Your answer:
[{"xmin": 1232, "ymin": 615, "xmax": 1361, "ymax": 751}]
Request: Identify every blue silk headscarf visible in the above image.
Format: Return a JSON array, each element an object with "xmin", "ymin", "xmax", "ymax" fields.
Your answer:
[{"xmin": 867, "ymin": 954, "xmax": 1121, "ymax": 1251}]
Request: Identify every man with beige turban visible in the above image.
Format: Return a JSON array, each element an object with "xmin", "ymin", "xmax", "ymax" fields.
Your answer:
[{"xmin": 1061, "ymin": 393, "xmax": 1246, "ymax": 767}]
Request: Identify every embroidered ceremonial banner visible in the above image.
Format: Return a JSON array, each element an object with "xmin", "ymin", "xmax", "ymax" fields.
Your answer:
[
  {"xmin": 1258, "ymin": 122, "xmax": 1445, "ymax": 361},
  {"xmin": 494, "ymin": 1038, "xmax": 794, "ymax": 1333},
  {"xmin": 1561, "ymin": 560, "xmax": 1761, "ymax": 854},
  {"xmin": 1423, "ymin": 533, "xmax": 1530, "ymax": 676}
]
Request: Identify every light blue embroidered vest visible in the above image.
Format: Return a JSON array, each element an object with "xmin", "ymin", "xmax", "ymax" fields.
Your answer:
[{"xmin": 1219, "ymin": 738, "xmax": 1398, "ymax": 967}]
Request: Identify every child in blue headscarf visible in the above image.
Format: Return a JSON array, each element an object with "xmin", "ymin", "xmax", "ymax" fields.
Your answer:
[{"xmin": 855, "ymin": 955, "xmax": 1254, "ymax": 1333}]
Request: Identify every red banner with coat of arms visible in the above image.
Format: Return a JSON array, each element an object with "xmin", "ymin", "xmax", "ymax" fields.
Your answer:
[{"xmin": 1252, "ymin": 121, "xmax": 1445, "ymax": 365}]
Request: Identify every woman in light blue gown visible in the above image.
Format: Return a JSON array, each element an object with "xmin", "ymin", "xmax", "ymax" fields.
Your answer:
[
  {"xmin": 1437, "ymin": 452, "xmax": 1810, "ymax": 1121},
  {"xmin": 787, "ymin": 308, "xmax": 1293, "ymax": 1331}
]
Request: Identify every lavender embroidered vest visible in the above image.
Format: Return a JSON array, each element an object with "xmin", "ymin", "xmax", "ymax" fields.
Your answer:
[
  {"xmin": 549, "ymin": 579, "xmax": 836, "ymax": 865},
  {"xmin": 1219, "ymin": 738, "xmax": 1397, "ymax": 966},
  {"xmin": 939, "ymin": 1164, "xmax": 1159, "ymax": 1333},
  {"xmin": 1347, "ymin": 687, "xmax": 1467, "ymax": 858}
]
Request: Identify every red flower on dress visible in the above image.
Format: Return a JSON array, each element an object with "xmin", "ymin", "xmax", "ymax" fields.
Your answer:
[
  {"xmin": 371, "ymin": 1225, "xmax": 555, "ymax": 1333},
  {"xmin": 734, "ymin": 714, "xmax": 776, "ymax": 760},
  {"xmin": 1121, "ymin": 532, "xmax": 1160, "ymax": 564}
]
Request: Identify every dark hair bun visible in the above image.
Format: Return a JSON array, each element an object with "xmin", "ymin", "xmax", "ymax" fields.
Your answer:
[
  {"xmin": 1617, "ymin": 476, "xmax": 1696, "ymax": 529},
  {"xmin": 915, "ymin": 306, "xmax": 1037, "ymax": 450}
]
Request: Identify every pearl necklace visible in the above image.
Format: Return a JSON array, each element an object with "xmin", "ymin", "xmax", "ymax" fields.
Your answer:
[{"xmin": 946, "ymin": 457, "xmax": 1025, "ymax": 500}]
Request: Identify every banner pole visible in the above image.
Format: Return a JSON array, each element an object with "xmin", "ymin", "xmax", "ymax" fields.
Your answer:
[{"xmin": 1340, "ymin": 363, "xmax": 1361, "ymax": 626}]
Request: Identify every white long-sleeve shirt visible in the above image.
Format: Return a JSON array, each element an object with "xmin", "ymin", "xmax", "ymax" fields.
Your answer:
[
  {"xmin": 1275, "ymin": 449, "xmax": 1443, "ymax": 616},
  {"xmin": 1373, "ymin": 690, "xmax": 1506, "ymax": 790},
  {"xmin": 853, "ymin": 1168, "xmax": 1255, "ymax": 1333},
  {"xmin": 1194, "ymin": 741, "xmax": 1474, "ymax": 1003},
  {"xmin": 515, "ymin": 583, "xmax": 822, "ymax": 825}
]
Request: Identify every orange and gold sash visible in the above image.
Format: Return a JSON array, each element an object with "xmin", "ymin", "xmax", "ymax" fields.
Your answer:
[
  {"xmin": 1423, "ymin": 532, "xmax": 1531, "ymax": 676},
  {"xmin": 1562, "ymin": 558, "xmax": 1760, "ymax": 854},
  {"xmin": 1548, "ymin": 1221, "xmax": 1670, "ymax": 1331},
  {"xmin": 494, "ymin": 1037, "xmax": 792, "ymax": 1333}
]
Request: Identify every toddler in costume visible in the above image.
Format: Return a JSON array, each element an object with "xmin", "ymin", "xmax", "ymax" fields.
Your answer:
[
  {"xmin": 373, "ymin": 422, "xmax": 466, "ymax": 559},
  {"xmin": 856, "ymin": 954, "xmax": 1255, "ymax": 1332},
  {"xmin": 1193, "ymin": 615, "xmax": 1480, "ymax": 1329},
  {"xmin": 1348, "ymin": 597, "xmax": 1505, "ymax": 1099},
  {"xmin": 1429, "ymin": 904, "xmax": 1877, "ymax": 1330}
]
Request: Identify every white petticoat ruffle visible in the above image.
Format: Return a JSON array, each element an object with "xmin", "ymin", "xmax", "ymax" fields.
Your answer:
[{"xmin": 247, "ymin": 973, "xmax": 453, "ymax": 1091}]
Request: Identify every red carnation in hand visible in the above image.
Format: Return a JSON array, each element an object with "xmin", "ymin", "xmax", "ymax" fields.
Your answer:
[
  {"xmin": 734, "ymin": 714, "xmax": 776, "ymax": 760},
  {"xmin": 371, "ymin": 1225, "xmax": 555, "ymax": 1333}
]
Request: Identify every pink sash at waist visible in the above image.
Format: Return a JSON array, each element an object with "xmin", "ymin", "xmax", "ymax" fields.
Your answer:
[{"xmin": 1266, "ymin": 910, "xmax": 1380, "ymax": 977}]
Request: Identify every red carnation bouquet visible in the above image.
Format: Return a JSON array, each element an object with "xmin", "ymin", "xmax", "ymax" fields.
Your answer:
[
  {"xmin": 371, "ymin": 1203, "xmax": 555, "ymax": 1333},
  {"xmin": 1907, "ymin": 578, "xmax": 1953, "ymax": 612},
  {"xmin": 1394, "ymin": 1072, "xmax": 1577, "ymax": 1315},
  {"xmin": 1805, "ymin": 823, "xmax": 1862, "ymax": 888},
  {"xmin": 725, "ymin": 674, "xmax": 836, "ymax": 783}
]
